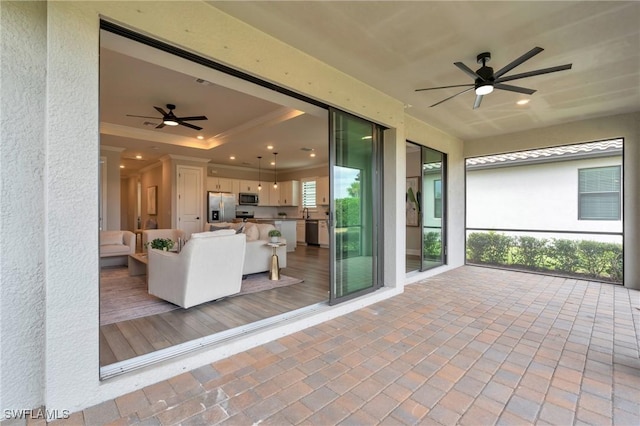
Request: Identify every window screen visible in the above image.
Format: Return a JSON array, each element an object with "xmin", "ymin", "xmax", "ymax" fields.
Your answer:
[{"xmin": 578, "ymin": 166, "xmax": 621, "ymax": 220}]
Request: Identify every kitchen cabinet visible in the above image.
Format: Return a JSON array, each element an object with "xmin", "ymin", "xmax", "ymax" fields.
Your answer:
[
  {"xmin": 257, "ymin": 188, "xmax": 270, "ymax": 206},
  {"xmin": 279, "ymin": 180, "xmax": 299, "ymax": 206},
  {"xmin": 274, "ymin": 220, "xmax": 296, "ymax": 252},
  {"xmin": 207, "ymin": 177, "xmax": 237, "ymax": 194},
  {"xmin": 268, "ymin": 184, "xmax": 280, "ymax": 206},
  {"xmin": 296, "ymin": 220, "xmax": 306, "ymax": 244},
  {"xmin": 318, "ymin": 220, "xmax": 329, "ymax": 247},
  {"xmin": 316, "ymin": 176, "xmax": 329, "ymax": 205},
  {"xmin": 239, "ymin": 180, "xmax": 260, "ymax": 194}
]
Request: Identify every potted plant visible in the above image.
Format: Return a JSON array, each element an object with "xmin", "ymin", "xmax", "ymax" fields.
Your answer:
[
  {"xmin": 268, "ymin": 229, "xmax": 282, "ymax": 243},
  {"xmin": 146, "ymin": 238, "xmax": 174, "ymax": 251}
]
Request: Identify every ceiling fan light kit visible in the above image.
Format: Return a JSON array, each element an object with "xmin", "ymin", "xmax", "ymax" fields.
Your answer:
[
  {"xmin": 127, "ymin": 103, "xmax": 208, "ymax": 130},
  {"xmin": 415, "ymin": 47, "xmax": 572, "ymax": 109}
]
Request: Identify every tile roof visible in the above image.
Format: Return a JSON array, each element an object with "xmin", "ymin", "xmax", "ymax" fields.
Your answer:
[{"xmin": 466, "ymin": 139, "xmax": 622, "ymax": 167}]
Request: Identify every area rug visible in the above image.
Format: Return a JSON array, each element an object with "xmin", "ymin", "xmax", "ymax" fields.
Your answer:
[{"xmin": 99, "ymin": 267, "xmax": 304, "ymax": 326}]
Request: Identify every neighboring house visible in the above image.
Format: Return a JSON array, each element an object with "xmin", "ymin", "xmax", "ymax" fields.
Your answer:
[
  {"xmin": 467, "ymin": 140, "xmax": 623, "ymax": 242},
  {"xmin": 1, "ymin": 1, "xmax": 639, "ymax": 418}
]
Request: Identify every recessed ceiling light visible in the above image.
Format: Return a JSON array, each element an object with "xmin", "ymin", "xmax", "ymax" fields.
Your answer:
[
  {"xmin": 362, "ymin": 136, "xmax": 372, "ymax": 140},
  {"xmin": 270, "ymin": 161, "xmax": 275, "ymax": 166},
  {"xmin": 230, "ymin": 156, "xmax": 236, "ymax": 160},
  {"xmin": 119, "ymin": 165, "xmax": 125, "ymax": 169},
  {"xmin": 267, "ymin": 145, "xmax": 274, "ymax": 150},
  {"xmin": 310, "ymin": 152, "xmax": 316, "ymax": 157},
  {"xmin": 135, "ymin": 155, "xmax": 142, "ymax": 159},
  {"xmin": 517, "ymin": 99, "xmax": 530, "ymax": 105},
  {"xmin": 197, "ymin": 135, "xmax": 204, "ymax": 140}
]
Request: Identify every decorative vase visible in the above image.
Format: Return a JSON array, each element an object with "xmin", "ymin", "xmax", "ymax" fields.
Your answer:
[{"xmin": 270, "ymin": 236, "xmax": 279, "ymax": 243}]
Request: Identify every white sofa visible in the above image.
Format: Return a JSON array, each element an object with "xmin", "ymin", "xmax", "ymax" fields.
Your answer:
[
  {"xmin": 142, "ymin": 229, "xmax": 185, "ymax": 252},
  {"xmin": 100, "ymin": 230, "xmax": 135, "ymax": 267},
  {"xmin": 148, "ymin": 229, "xmax": 246, "ymax": 308},
  {"xmin": 207, "ymin": 222, "xmax": 287, "ymax": 275}
]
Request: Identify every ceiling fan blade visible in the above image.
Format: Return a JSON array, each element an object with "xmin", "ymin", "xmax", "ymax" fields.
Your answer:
[
  {"xmin": 179, "ymin": 121, "xmax": 203, "ymax": 131},
  {"xmin": 126, "ymin": 114, "xmax": 161, "ymax": 119},
  {"xmin": 155, "ymin": 123, "xmax": 166, "ymax": 129},
  {"xmin": 154, "ymin": 106, "xmax": 168, "ymax": 116},
  {"xmin": 473, "ymin": 95, "xmax": 483, "ymax": 109},
  {"xmin": 176, "ymin": 115, "xmax": 208, "ymax": 121},
  {"xmin": 493, "ymin": 47, "xmax": 544, "ymax": 79},
  {"xmin": 495, "ymin": 64, "xmax": 572, "ymax": 84},
  {"xmin": 494, "ymin": 83, "xmax": 536, "ymax": 95},
  {"xmin": 429, "ymin": 87, "xmax": 474, "ymax": 107},
  {"xmin": 454, "ymin": 62, "xmax": 484, "ymax": 80},
  {"xmin": 415, "ymin": 83, "xmax": 474, "ymax": 92}
]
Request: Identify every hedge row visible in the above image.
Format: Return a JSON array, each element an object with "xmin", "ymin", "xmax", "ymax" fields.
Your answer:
[{"xmin": 466, "ymin": 232, "xmax": 622, "ymax": 283}]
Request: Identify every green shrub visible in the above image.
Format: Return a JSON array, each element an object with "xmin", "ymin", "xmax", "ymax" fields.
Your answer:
[
  {"xmin": 549, "ymin": 239, "xmax": 580, "ymax": 273},
  {"xmin": 605, "ymin": 243, "xmax": 623, "ymax": 282},
  {"xmin": 467, "ymin": 232, "xmax": 512, "ymax": 264},
  {"xmin": 578, "ymin": 240, "xmax": 612, "ymax": 278},
  {"xmin": 423, "ymin": 232, "xmax": 442, "ymax": 260},
  {"xmin": 513, "ymin": 236, "xmax": 548, "ymax": 268}
]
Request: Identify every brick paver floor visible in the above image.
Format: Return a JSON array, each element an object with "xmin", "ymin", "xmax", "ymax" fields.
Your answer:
[{"xmin": 57, "ymin": 266, "xmax": 640, "ymax": 425}]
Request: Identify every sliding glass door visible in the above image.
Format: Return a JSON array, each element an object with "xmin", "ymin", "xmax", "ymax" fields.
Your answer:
[
  {"xmin": 329, "ymin": 109, "xmax": 382, "ymax": 304},
  {"xmin": 421, "ymin": 146, "xmax": 446, "ymax": 270}
]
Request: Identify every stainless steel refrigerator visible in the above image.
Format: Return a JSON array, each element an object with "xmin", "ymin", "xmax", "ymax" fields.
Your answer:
[{"xmin": 207, "ymin": 192, "xmax": 237, "ymax": 223}]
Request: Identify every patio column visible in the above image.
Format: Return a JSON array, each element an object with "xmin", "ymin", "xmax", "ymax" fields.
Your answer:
[{"xmin": 624, "ymin": 128, "xmax": 640, "ymax": 290}]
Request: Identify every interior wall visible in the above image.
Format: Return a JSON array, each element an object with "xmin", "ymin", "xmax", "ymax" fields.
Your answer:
[
  {"xmin": 120, "ymin": 179, "xmax": 129, "ymax": 230},
  {"xmin": 465, "ymin": 112, "xmax": 640, "ymax": 290},
  {"xmin": 101, "ymin": 148, "xmax": 123, "ymax": 230},
  {"xmin": 140, "ymin": 164, "xmax": 162, "ymax": 228}
]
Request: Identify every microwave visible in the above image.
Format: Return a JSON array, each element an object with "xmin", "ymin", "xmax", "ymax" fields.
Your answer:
[{"xmin": 238, "ymin": 193, "xmax": 259, "ymax": 205}]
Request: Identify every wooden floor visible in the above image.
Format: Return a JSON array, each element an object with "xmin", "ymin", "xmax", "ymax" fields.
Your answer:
[{"xmin": 99, "ymin": 245, "xmax": 329, "ymax": 366}]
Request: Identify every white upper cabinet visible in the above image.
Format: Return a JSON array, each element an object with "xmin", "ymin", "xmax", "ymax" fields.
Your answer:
[
  {"xmin": 279, "ymin": 180, "xmax": 299, "ymax": 206},
  {"xmin": 208, "ymin": 177, "xmax": 237, "ymax": 194},
  {"xmin": 239, "ymin": 180, "xmax": 259, "ymax": 193},
  {"xmin": 316, "ymin": 176, "xmax": 329, "ymax": 205}
]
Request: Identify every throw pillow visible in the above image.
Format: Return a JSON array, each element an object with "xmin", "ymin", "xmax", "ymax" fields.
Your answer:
[
  {"xmin": 258, "ymin": 224, "xmax": 276, "ymax": 241},
  {"xmin": 244, "ymin": 224, "xmax": 259, "ymax": 241},
  {"xmin": 235, "ymin": 223, "xmax": 246, "ymax": 234},
  {"xmin": 100, "ymin": 231, "xmax": 123, "ymax": 245}
]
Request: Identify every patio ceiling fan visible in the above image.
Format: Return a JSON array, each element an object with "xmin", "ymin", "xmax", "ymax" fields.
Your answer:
[
  {"xmin": 415, "ymin": 47, "xmax": 572, "ymax": 109},
  {"xmin": 127, "ymin": 103, "xmax": 208, "ymax": 130}
]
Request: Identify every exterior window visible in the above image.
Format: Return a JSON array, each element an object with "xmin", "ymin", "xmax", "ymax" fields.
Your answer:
[
  {"xmin": 578, "ymin": 166, "xmax": 621, "ymax": 220},
  {"xmin": 434, "ymin": 179, "xmax": 442, "ymax": 219},
  {"xmin": 302, "ymin": 179, "xmax": 317, "ymax": 209}
]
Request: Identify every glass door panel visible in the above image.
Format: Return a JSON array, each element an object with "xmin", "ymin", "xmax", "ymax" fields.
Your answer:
[
  {"xmin": 329, "ymin": 109, "xmax": 381, "ymax": 304},
  {"xmin": 421, "ymin": 147, "xmax": 446, "ymax": 270}
]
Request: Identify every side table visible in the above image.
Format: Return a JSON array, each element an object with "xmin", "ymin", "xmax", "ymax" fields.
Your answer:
[{"xmin": 265, "ymin": 242, "xmax": 287, "ymax": 280}]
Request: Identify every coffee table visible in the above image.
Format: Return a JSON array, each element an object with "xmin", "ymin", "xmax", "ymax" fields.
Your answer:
[{"xmin": 128, "ymin": 253, "xmax": 148, "ymax": 277}]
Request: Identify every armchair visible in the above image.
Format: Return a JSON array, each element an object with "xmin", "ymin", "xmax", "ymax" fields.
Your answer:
[
  {"xmin": 99, "ymin": 230, "xmax": 135, "ymax": 267},
  {"xmin": 147, "ymin": 230, "xmax": 246, "ymax": 308}
]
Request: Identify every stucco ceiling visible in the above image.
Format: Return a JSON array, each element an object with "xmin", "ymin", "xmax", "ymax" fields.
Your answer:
[
  {"xmin": 101, "ymin": 1, "xmax": 639, "ymax": 176},
  {"xmin": 211, "ymin": 1, "xmax": 640, "ymax": 141}
]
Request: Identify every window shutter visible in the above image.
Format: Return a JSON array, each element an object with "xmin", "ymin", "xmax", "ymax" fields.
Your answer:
[{"xmin": 302, "ymin": 180, "xmax": 317, "ymax": 208}]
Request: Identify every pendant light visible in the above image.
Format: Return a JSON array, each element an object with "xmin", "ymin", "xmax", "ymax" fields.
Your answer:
[
  {"xmin": 257, "ymin": 156, "xmax": 262, "ymax": 191},
  {"xmin": 273, "ymin": 152, "xmax": 278, "ymax": 189}
]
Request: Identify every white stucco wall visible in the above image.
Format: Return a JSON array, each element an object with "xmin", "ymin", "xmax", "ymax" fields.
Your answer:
[
  {"xmin": 467, "ymin": 156, "xmax": 623, "ymax": 233},
  {"xmin": 0, "ymin": 0, "xmax": 462, "ymax": 414},
  {"xmin": 465, "ymin": 112, "xmax": 640, "ymax": 290},
  {"xmin": 0, "ymin": 0, "xmax": 47, "ymax": 412}
]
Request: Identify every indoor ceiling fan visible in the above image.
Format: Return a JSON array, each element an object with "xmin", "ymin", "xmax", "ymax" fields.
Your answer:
[
  {"xmin": 415, "ymin": 47, "xmax": 572, "ymax": 109},
  {"xmin": 126, "ymin": 104, "xmax": 208, "ymax": 130}
]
